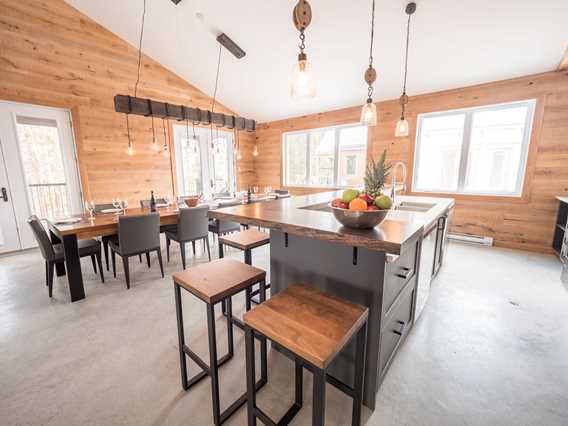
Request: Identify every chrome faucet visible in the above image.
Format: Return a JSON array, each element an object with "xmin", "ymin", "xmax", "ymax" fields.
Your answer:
[{"xmin": 390, "ymin": 161, "xmax": 407, "ymax": 206}]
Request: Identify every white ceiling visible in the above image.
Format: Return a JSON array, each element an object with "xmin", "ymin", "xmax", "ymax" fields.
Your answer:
[{"xmin": 65, "ymin": 0, "xmax": 567, "ymax": 123}]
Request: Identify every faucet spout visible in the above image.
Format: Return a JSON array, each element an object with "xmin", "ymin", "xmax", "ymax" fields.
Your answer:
[{"xmin": 390, "ymin": 161, "xmax": 407, "ymax": 206}]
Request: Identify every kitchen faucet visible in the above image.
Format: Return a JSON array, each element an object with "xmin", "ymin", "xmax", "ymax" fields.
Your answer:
[{"xmin": 390, "ymin": 161, "xmax": 407, "ymax": 206}]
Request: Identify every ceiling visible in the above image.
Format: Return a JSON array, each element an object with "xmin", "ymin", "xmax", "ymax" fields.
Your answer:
[{"xmin": 65, "ymin": 0, "xmax": 567, "ymax": 123}]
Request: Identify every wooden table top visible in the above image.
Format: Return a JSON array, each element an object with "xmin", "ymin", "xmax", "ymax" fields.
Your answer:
[
  {"xmin": 243, "ymin": 284, "xmax": 368, "ymax": 369},
  {"xmin": 47, "ymin": 207, "xmax": 179, "ymax": 240},
  {"xmin": 209, "ymin": 191, "xmax": 454, "ymax": 254},
  {"xmin": 172, "ymin": 258, "xmax": 266, "ymax": 304}
]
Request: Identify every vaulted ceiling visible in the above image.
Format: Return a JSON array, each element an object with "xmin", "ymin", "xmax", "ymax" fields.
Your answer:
[{"xmin": 65, "ymin": 0, "xmax": 568, "ymax": 123}]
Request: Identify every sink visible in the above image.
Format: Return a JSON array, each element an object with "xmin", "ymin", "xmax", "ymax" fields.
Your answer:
[
  {"xmin": 299, "ymin": 202, "xmax": 332, "ymax": 213},
  {"xmin": 395, "ymin": 201, "xmax": 436, "ymax": 213}
]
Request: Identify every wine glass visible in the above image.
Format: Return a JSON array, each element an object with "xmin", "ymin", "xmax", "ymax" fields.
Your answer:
[
  {"xmin": 112, "ymin": 198, "xmax": 121, "ymax": 215},
  {"xmin": 164, "ymin": 195, "xmax": 171, "ymax": 208},
  {"xmin": 85, "ymin": 200, "xmax": 94, "ymax": 221},
  {"xmin": 121, "ymin": 199, "xmax": 128, "ymax": 214}
]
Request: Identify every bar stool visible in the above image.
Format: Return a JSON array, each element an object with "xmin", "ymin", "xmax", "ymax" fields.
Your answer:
[
  {"xmin": 172, "ymin": 258, "xmax": 269, "ymax": 425},
  {"xmin": 219, "ymin": 229, "xmax": 270, "ymax": 309},
  {"xmin": 243, "ymin": 284, "xmax": 369, "ymax": 426}
]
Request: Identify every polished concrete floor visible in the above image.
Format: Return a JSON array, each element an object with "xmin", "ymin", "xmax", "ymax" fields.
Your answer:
[{"xmin": 1, "ymin": 238, "xmax": 567, "ymax": 425}]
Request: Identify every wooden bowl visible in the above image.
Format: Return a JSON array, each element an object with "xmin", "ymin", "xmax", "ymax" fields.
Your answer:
[{"xmin": 184, "ymin": 197, "xmax": 199, "ymax": 207}]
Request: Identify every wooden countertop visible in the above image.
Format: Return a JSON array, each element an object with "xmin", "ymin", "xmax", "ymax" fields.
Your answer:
[{"xmin": 209, "ymin": 192, "xmax": 454, "ymax": 254}]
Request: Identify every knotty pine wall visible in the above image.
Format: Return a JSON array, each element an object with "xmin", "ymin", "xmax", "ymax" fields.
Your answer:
[
  {"xmin": 255, "ymin": 71, "xmax": 568, "ymax": 253},
  {"xmin": 0, "ymin": 0, "xmax": 256, "ymax": 205}
]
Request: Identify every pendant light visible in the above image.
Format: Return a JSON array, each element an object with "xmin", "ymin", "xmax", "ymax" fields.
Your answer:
[
  {"xmin": 395, "ymin": 2, "xmax": 416, "ymax": 137},
  {"xmin": 252, "ymin": 141, "xmax": 259, "ymax": 157},
  {"xmin": 126, "ymin": 113, "xmax": 134, "ymax": 156},
  {"xmin": 291, "ymin": 0, "xmax": 315, "ymax": 100},
  {"xmin": 162, "ymin": 118, "xmax": 169, "ymax": 157},
  {"xmin": 360, "ymin": 0, "xmax": 378, "ymax": 126}
]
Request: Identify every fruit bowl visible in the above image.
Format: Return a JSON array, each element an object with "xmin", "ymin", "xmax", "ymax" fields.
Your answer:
[{"xmin": 329, "ymin": 203, "xmax": 390, "ymax": 229}]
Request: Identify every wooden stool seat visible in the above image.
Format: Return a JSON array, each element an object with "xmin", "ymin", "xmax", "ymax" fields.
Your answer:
[
  {"xmin": 219, "ymin": 229, "xmax": 269, "ymax": 251},
  {"xmin": 244, "ymin": 284, "xmax": 368, "ymax": 369},
  {"xmin": 172, "ymin": 258, "xmax": 265, "ymax": 304}
]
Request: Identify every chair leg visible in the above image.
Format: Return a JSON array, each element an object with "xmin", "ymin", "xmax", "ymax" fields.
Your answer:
[
  {"xmin": 180, "ymin": 242, "xmax": 186, "ymax": 270},
  {"xmin": 96, "ymin": 252, "xmax": 105, "ymax": 283},
  {"xmin": 146, "ymin": 252, "xmax": 151, "ymax": 268},
  {"xmin": 45, "ymin": 261, "xmax": 49, "ymax": 286},
  {"xmin": 138, "ymin": 254, "xmax": 142, "ymax": 263},
  {"xmin": 166, "ymin": 236, "xmax": 171, "ymax": 262},
  {"xmin": 245, "ymin": 325, "xmax": 256, "ymax": 426},
  {"xmin": 122, "ymin": 255, "xmax": 130, "ymax": 289},
  {"xmin": 351, "ymin": 323, "xmax": 367, "ymax": 426},
  {"xmin": 91, "ymin": 254, "xmax": 97, "ymax": 274},
  {"xmin": 103, "ymin": 239, "xmax": 110, "ymax": 271},
  {"xmin": 313, "ymin": 368, "xmax": 326, "ymax": 426},
  {"xmin": 156, "ymin": 249, "xmax": 164, "ymax": 278},
  {"xmin": 191, "ymin": 240, "xmax": 196, "ymax": 256},
  {"xmin": 204, "ymin": 237, "xmax": 211, "ymax": 262},
  {"xmin": 47, "ymin": 261, "xmax": 55, "ymax": 298},
  {"xmin": 111, "ymin": 250, "xmax": 116, "ymax": 278},
  {"xmin": 206, "ymin": 304, "xmax": 221, "ymax": 426}
]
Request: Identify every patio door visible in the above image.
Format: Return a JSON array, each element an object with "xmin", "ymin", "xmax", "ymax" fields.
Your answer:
[
  {"xmin": 0, "ymin": 101, "xmax": 82, "ymax": 253},
  {"xmin": 172, "ymin": 124, "xmax": 236, "ymax": 199}
]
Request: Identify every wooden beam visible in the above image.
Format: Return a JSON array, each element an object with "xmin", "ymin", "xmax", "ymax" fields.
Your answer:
[
  {"xmin": 558, "ymin": 47, "xmax": 568, "ymax": 71},
  {"xmin": 113, "ymin": 94, "xmax": 255, "ymax": 131}
]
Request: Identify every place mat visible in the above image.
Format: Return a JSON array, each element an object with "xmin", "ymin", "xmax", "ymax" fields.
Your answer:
[
  {"xmin": 54, "ymin": 217, "xmax": 81, "ymax": 225},
  {"xmin": 100, "ymin": 208, "xmax": 121, "ymax": 214}
]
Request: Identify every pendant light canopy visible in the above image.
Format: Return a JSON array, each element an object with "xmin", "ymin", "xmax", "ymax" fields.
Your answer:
[
  {"xmin": 395, "ymin": 2, "xmax": 416, "ymax": 137},
  {"xmin": 291, "ymin": 0, "xmax": 316, "ymax": 100},
  {"xmin": 360, "ymin": 0, "xmax": 378, "ymax": 126}
]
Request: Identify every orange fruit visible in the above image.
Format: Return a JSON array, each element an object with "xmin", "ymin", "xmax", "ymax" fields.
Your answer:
[{"xmin": 349, "ymin": 198, "xmax": 368, "ymax": 211}]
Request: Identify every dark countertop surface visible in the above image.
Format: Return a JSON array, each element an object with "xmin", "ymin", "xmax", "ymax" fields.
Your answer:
[{"xmin": 209, "ymin": 191, "xmax": 455, "ymax": 254}]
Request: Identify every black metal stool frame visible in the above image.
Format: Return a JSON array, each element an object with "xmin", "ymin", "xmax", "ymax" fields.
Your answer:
[
  {"xmin": 174, "ymin": 280, "xmax": 269, "ymax": 425},
  {"xmin": 244, "ymin": 320, "xmax": 368, "ymax": 426}
]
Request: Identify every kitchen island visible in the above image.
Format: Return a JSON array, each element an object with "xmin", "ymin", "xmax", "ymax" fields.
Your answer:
[{"xmin": 209, "ymin": 191, "xmax": 454, "ymax": 409}]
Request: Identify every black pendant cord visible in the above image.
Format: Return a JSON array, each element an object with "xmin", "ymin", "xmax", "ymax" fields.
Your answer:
[
  {"xmin": 162, "ymin": 118, "xmax": 168, "ymax": 150},
  {"xmin": 402, "ymin": 12, "xmax": 411, "ymax": 97},
  {"xmin": 210, "ymin": 43, "xmax": 223, "ymax": 148},
  {"xmin": 133, "ymin": 0, "xmax": 146, "ymax": 98},
  {"xmin": 151, "ymin": 115, "xmax": 157, "ymax": 145},
  {"xmin": 126, "ymin": 114, "xmax": 132, "ymax": 147},
  {"xmin": 367, "ymin": 0, "xmax": 376, "ymax": 100}
]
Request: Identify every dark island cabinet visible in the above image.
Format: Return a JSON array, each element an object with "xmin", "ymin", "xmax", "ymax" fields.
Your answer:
[{"xmin": 553, "ymin": 197, "xmax": 568, "ymax": 260}]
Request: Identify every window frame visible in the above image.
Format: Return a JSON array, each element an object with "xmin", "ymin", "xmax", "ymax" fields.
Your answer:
[
  {"xmin": 282, "ymin": 123, "xmax": 368, "ymax": 188},
  {"xmin": 412, "ymin": 99, "xmax": 536, "ymax": 197}
]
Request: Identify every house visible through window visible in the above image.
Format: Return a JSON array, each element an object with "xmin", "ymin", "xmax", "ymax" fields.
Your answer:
[
  {"xmin": 283, "ymin": 124, "xmax": 368, "ymax": 187},
  {"xmin": 413, "ymin": 100, "xmax": 535, "ymax": 196}
]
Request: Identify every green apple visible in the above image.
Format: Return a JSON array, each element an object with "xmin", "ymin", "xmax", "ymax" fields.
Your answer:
[
  {"xmin": 341, "ymin": 189, "xmax": 360, "ymax": 204},
  {"xmin": 375, "ymin": 195, "xmax": 393, "ymax": 210}
]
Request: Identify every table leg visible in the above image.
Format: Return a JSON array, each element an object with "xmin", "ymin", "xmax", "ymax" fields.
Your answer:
[
  {"xmin": 49, "ymin": 230, "xmax": 66, "ymax": 277},
  {"xmin": 62, "ymin": 234, "xmax": 86, "ymax": 302}
]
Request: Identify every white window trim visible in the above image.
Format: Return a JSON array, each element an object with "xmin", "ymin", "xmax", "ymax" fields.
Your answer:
[
  {"xmin": 282, "ymin": 123, "xmax": 368, "ymax": 188},
  {"xmin": 412, "ymin": 99, "xmax": 536, "ymax": 197}
]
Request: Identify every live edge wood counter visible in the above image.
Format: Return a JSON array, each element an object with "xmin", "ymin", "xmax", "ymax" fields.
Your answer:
[{"xmin": 209, "ymin": 191, "xmax": 454, "ymax": 254}]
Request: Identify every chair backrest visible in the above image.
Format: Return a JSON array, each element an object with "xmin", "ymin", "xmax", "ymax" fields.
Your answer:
[
  {"xmin": 93, "ymin": 202, "xmax": 116, "ymax": 213},
  {"xmin": 177, "ymin": 205, "xmax": 209, "ymax": 241},
  {"xmin": 140, "ymin": 198, "xmax": 167, "ymax": 208},
  {"xmin": 117, "ymin": 213, "xmax": 160, "ymax": 255},
  {"xmin": 27, "ymin": 216, "xmax": 55, "ymax": 261}
]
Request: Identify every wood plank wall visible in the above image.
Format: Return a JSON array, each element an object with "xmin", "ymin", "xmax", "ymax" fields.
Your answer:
[
  {"xmin": 255, "ymin": 71, "xmax": 568, "ymax": 253},
  {"xmin": 0, "ymin": 0, "xmax": 256, "ymax": 206}
]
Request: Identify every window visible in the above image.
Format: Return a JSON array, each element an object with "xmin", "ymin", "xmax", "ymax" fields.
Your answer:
[
  {"xmin": 172, "ymin": 124, "xmax": 235, "ymax": 198},
  {"xmin": 283, "ymin": 124, "xmax": 368, "ymax": 187},
  {"xmin": 413, "ymin": 100, "xmax": 535, "ymax": 196}
]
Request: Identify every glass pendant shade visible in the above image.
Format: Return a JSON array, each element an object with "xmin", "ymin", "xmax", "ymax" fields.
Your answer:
[
  {"xmin": 395, "ymin": 118, "xmax": 409, "ymax": 137},
  {"xmin": 291, "ymin": 57, "xmax": 316, "ymax": 101},
  {"xmin": 127, "ymin": 143, "xmax": 135, "ymax": 156},
  {"xmin": 252, "ymin": 145, "xmax": 259, "ymax": 157},
  {"xmin": 360, "ymin": 101, "xmax": 377, "ymax": 126}
]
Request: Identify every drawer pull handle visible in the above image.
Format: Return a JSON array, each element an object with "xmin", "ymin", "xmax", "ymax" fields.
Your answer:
[
  {"xmin": 393, "ymin": 320, "xmax": 407, "ymax": 336},
  {"xmin": 396, "ymin": 267, "xmax": 413, "ymax": 280}
]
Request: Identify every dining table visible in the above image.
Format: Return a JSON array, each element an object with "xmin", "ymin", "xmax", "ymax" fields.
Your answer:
[{"xmin": 47, "ymin": 206, "xmax": 180, "ymax": 302}]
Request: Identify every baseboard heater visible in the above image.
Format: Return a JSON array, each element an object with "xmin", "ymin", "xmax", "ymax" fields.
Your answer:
[{"xmin": 448, "ymin": 233, "xmax": 493, "ymax": 246}]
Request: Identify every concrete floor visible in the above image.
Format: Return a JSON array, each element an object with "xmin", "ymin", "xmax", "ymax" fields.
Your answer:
[{"xmin": 0, "ymin": 238, "xmax": 567, "ymax": 425}]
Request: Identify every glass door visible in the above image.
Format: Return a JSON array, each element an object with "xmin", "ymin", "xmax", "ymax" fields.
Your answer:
[
  {"xmin": 172, "ymin": 124, "xmax": 235, "ymax": 199},
  {"xmin": 0, "ymin": 101, "xmax": 82, "ymax": 251}
]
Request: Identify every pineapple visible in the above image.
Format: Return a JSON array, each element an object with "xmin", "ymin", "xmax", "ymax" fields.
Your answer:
[{"xmin": 364, "ymin": 149, "xmax": 392, "ymax": 199}]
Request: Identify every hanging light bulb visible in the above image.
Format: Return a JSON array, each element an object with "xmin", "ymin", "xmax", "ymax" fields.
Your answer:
[
  {"xmin": 360, "ymin": 0, "xmax": 378, "ymax": 126},
  {"xmin": 291, "ymin": 1, "xmax": 315, "ymax": 100},
  {"xmin": 395, "ymin": 3, "xmax": 416, "ymax": 137},
  {"xmin": 125, "ymin": 113, "xmax": 135, "ymax": 156},
  {"xmin": 151, "ymin": 116, "xmax": 160, "ymax": 151},
  {"xmin": 237, "ymin": 152, "xmax": 243, "ymax": 160},
  {"xmin": 252, "ymin": 144, "xmax": 259, "ymax": 157},
  {"xmin": 127, "ymin": 140, "xmax": 135, "ymax": 156},
  {"xmin": 162, "ymin": 118, "xmax": 170, "ymax": 157}
]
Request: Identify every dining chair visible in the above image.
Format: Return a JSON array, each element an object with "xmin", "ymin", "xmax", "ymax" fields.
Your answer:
[
  {"xmin": 165, "ymin": 205, "xmax": 211, "ymax": 269},
  {"xmin": 208, "ymin": 219, "xmax": 242, "ymax": 257},
  {"xmin": 92, "ymin": 202, "xmax": 120, "ymax": 272},
  {"xmin": 109, "ymin": 212, "xmax": 163, "ymax": 289},
  {"xmin": 27, "ymin": 216, "xmax": 104, "ymax": 298}
]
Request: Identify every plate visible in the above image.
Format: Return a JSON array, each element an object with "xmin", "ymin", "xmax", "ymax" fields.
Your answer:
[
  {"xmin": 100, "ymin": 208, "xmax": 120, "ymax": 214},
  {"xmin": 54, "ymin": 217, "xmax": 81, "ymax": 225}
]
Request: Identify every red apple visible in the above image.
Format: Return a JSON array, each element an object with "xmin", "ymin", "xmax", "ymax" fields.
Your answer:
[
  {"xmin": 340, "ymin": 202, "xmax": 349, "ymax": 209},
  {"xmin": 359, "ymin": 193, "xmax": 373, "ymax": 205},
  {"xmin": 367, "ymin": 205, "xmax": 379, "ymax": 210}
]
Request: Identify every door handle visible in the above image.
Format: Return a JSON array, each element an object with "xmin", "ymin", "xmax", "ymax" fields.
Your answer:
[
  {"xmin": 396, "ymin": 267, "xmax": 413, "ymax": 280},
  {"xmin": 393, "ymin": 320, "xmax": 407, "ymax": 336},
  {"xmin": 1, "ymin": 187, "xmax": 7, "ymax": 202}
]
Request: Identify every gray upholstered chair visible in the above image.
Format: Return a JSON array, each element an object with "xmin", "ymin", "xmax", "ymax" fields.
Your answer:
[
  {"xmin": 109, "ymin": 213, "xmax": 163, "ymax": 289},
  {"xmin": 165, "ymin": 205, "xmax": 211, "ymax": 269},
  {"xmin": 27, "ymin": 216, "xmax": 104, "ymax": 297},
  {"xmin": 208, "ymin": 219, "xmax": 241, "ymax": 257},
  {"xmin": 92, "ymin": 202, "xmax": 120, "ymax": 271}
]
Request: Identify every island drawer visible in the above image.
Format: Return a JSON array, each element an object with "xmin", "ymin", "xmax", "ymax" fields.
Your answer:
[
  {"xmin": 379, "ymin": 284, "xmax": 414, "ymax": 377},
  {"xmin": 383, "ymin": 238, "xmax": 418, "ymax": 315}
]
